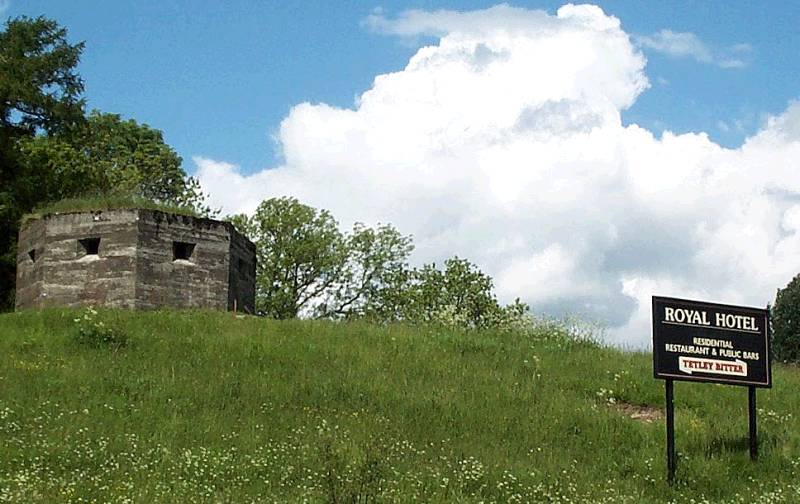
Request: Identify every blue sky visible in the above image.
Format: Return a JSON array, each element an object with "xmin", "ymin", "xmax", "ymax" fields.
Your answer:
[{"xmin": 5, "ymin": 1, "xmax": 799, "ymax": 173}]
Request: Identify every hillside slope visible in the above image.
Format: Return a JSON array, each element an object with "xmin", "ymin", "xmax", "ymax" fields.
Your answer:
[{"xmin": 1, "ymin": 309, "xmax": 799, "ymax": 503}]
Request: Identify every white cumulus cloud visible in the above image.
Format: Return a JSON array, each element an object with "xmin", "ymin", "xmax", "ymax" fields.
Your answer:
[{"xmin": 196, "ymin": 4, "xmax": 799, "ymax": 348}]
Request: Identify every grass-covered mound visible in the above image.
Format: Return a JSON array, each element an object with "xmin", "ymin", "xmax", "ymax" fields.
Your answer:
[
  {"xmin": 21, "ymin": 195, "xmax": 199, "ymax": 225},
  {"xmin": 1, "ymin": 309, "xmax": 799, "ymax": 503}
]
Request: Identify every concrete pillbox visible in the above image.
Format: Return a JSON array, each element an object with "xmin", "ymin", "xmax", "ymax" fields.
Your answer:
[{"xmin": 16, "ymin": 209, "xmax": 256, "ymax": 313}]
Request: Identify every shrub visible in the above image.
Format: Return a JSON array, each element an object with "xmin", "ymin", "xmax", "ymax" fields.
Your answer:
[
  {"xmin": 72, "ymin": 307, "xmax": 128, "ymax": 350},
  {"xmin": 772, "ymin": 274, "xmax": 800, "ymax": 363}
]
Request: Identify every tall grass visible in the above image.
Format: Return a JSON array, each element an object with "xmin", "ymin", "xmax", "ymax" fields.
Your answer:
[{"xmin": 0, "ymin": 309, "xmax": 798, "ymax": 502}]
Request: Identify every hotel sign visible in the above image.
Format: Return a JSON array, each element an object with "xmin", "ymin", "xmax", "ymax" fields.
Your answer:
[{"xmin": 652, "ymin": 296, "xmax": 771, "ymax": 388}]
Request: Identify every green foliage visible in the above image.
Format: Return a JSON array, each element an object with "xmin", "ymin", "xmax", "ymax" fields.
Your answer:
[
  {"xmin": 71, "ymin": 306, "xmax": 128, "ymax": 350},
  {"xmin": 231, "ymin": 197, "xmax": 348, "ymax": 318},
  {"xmin": 231, "ymin": 197, "xmax": 415, "ymax": 320},
  {"xmin": 772, "ymin": 274, "xmax": 800, "ymax": 363},
  {"xmin": 2, "ymin": 309, "xmax": 800, "ymax": 502},
  {"xmin": 366, "ymin": 256, "xmax": 529, "ymax": 330},
  {"xmin": 233, "ymin": 197, "xmax": 525, "ymax": 329},
  {"xmin": 318, "ymin": 222, "xmax": 414, "ymax": 319},
  {"xmin": 16, "ymin": 111, "xmax": 215, "ymax": 215},
  {"xmin": 0, "ymin": 16, "xmax": 85, "ymax": 136},
  {"xmin": 409, "ymin": 257, "xmax": 511, "ymax": 329}
]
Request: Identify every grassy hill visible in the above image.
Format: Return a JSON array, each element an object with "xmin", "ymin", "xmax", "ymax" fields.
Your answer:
[{"xmin": 1, "ymin": 309, "xmax": 799, "ymax": 503}]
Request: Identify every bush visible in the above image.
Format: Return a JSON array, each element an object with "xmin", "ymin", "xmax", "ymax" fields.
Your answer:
[
  {"xmin": 772, "ymin": 274, "xmax": 800, "ymax": 363},
  {"xmin": 72, "ymin": 307, "xmax": 128, "ymax": 350}
]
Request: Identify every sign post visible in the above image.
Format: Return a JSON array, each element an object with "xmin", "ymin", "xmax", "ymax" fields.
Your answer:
[
  {"xmin": 665, "ymin": 378, "xmax": 675, "ymax": 484},
  {"xmin": 749, "ymin": 385, "xmax": 757, "ymax": 460},
  {"xmin": 652, "ymin": 296, "xmax": 771, "ymax": 484}
]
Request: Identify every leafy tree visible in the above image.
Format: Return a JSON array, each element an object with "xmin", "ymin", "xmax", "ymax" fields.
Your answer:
[
  {"xmin": 772, "ymin": 274, "xmax": 800, "ymax": 363},
  {"xmin": 358, "ymin": 256, "xmax": 529, "ymax": 329},
  {"xmin": 231, "ymin": 198, "xmax": 415, "ymax": 320},
  {"xmin": 233, "ymin": 197, "xmax": 528, "ymax": 329},
  {"xmin": 231, "ymin": 197, "xmax": 347, "ymax": 318},
  {"xmin": 402, "ymin": 257, "xmax": 517, "ymax": 329},
  {"xmin": 317, "ymin": 222, "xmax": 413, "ymax": 319},
  {"xmin": 1, "ymin": 16, "xmax": 86, "ymax": 309},
  {"xmin": 16, "ymin": 111, "xmax": 213, "ymax": 213}
]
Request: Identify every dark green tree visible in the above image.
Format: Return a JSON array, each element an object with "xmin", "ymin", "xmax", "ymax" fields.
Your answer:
[
  {"xmin": 1, "ymin": 16, "xmax": 85, "ymax": 309},
  {"xmin": 0, "ymin": 16, "xmax": 85, "ymax": 135},
  {"xmin": 772, "ymin": 275, "xmax": 800, "ymax": 363}
]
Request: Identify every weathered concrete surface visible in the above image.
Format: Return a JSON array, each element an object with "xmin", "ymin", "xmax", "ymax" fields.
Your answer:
[
  {"xmin": 228, "ymin": 226, "xmax": 257, "ymax": 313},
  {"xmin": 15, "ymin": 209, "xmax": 256, "ymax": 313},
  {"xmin": 135, "ymin": 211, "xmax": 232, "ymax": 311},
  {"xmin": 15, "ymin": 218, "xmax": 46, "ymax": 309}
]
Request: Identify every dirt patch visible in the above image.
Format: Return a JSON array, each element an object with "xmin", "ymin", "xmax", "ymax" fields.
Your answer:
[{"xmin": 610, "ymin": 401, "xmax": 664, "ymax": 423}]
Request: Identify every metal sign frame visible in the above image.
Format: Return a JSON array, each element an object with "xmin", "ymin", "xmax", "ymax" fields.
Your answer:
[
  {"xmin": 651, "ymin": 296, "xmax": 771, "ymax": 485},
  {"xmin": 652, "ymin": 296, "xmax": 771, "ymax": 388}
]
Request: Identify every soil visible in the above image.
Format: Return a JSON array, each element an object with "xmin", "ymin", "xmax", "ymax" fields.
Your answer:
[{"xmin": 610, "ymin": 401, "xmax": 664, "ymax": 423}]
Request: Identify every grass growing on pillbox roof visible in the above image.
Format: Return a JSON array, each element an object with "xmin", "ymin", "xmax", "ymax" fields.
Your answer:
[
  {"xmin": 0, "ymin": 309, "xmax": 799, "ymax": 502},
  {"xmin": 21, "ymin": 194, "xmax": 199, "ymax": 225}
]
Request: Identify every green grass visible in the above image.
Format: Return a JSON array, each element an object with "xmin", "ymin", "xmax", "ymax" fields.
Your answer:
[
  {"xmin": 22, "ymin": 195, "xmax": 199, "ymax": 225},
  {"xmin": 1, "ymin": 309, "xmax": 799, "ymax": 503}
]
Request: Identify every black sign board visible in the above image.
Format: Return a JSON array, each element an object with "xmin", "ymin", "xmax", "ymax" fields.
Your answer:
[
  {"xmin": 652, "ymin": 296, "xmax": 772, "ymax": 484},
  {"xmin": 652, "ymin": 296, "xmax": 771, "ymax": 388}
]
